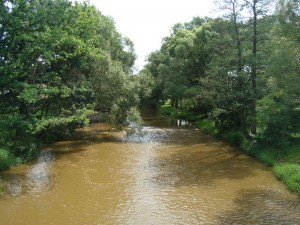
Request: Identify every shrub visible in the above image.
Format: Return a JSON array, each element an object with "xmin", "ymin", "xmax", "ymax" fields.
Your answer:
[
  {"xmin": 11, "ymin": 134, "xmax": 41, "ymax": 162},
  {"xmin": 0, "ymin": 148, "xmax": 11, "ymax": 172},
  {"xmin": 274, "ymin": 163, "xmax": 300, "ymax": 192},
  {"xmin": 256, "ymin": 150, "xmax": 276, "ymax": 166},
  {"xmin": 196, "ymin": 119, "xmax": 219, "ymax": 135},
  {"xmin": 221, "ymin": 130, "xmax": 243, "ymax": 145},
  {"xmin": 159, "ymin": 105, "xmax": 175, "ymax": 116}
]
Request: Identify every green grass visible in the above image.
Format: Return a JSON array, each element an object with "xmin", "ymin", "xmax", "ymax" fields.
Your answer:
[
  {"xmin": 244, "ymin": 138, "xmax": 300, "ymax": 193},
  {"xmin": 274, "ymin": 163, "xmax": 300, "ymax": 192}
]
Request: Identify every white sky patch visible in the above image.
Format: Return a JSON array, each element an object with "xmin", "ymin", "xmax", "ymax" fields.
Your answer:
[{"xmin": 77, "ymin": 0, "xmax": 217, "ymax": 71}]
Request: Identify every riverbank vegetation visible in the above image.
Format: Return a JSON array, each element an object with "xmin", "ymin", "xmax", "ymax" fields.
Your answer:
[
  {"xmin": 159, "ymin": 103, "xmax": 300, "ymax": 192},
  {"xmin": 1, "ymin": 0, "xmax": 299, "ymax": 194},
  {"xmin": 138, "ymin": 0, "xmax": 300, "ymax": 192},
  {"xmin": 0, "ymin": 0, "xmax": 139, "ymax": 172}
]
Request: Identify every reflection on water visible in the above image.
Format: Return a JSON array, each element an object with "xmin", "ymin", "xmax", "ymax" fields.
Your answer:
[
  {"xmin": 5, "ymin": 150, "xmax": 54, "ymax": 197},
  {"xmin": 218, "ymin": 188, "xmax": 300, "ymax": 224},
  {"xmin": 177, "ymin": 119, "xmax": 189, "ymax": 127},
  {"xmin": 8, "ymin": 177, "xmax": 22, "ymax": 197},
  {"xmin": 0, "ymin": 116, "xmax": 300, "ymax": 225},
  {"xmin": 25, "ymin": 150, "xmax": 54, "ymax": 193}
]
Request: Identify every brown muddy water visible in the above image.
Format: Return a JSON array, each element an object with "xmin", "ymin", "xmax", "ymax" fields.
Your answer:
[{"xmin": 0, "ymin": 115, "xmax": 300, "ymax": 225}]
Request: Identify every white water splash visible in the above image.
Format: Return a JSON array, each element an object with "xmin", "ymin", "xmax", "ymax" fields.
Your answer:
[{"xmin": 25, "ymin": 150, "xmax": 55, "ymax": 193}]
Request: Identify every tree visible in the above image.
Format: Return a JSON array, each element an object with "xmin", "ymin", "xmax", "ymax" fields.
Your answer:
[
  {"xmin": 243, "ymin": 0, "xmax": 275, "ymax": 135},
  {"xmin": 257, "ymin": 0, "xmax": 300, "ymax": 145},
  {"xmin": 146, "ymin": 20, "xmax": 216, "ymax": 109},
  {"xmin": 0, "ymin": 0, "xmax": 138, "ymax": 161}
]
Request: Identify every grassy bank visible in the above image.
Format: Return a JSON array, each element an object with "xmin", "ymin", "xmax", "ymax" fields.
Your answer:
[
  {"xmin": 159, "ymin": 104, "xmax": 300, "ymax": 193},
  {"xmin": 0, "ymin": 148, "xmax": 16, "ymax": 172}
]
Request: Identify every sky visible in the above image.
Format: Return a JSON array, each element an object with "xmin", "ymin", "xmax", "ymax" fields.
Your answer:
[{"xmin": 82, "ymin": 0, "xmax": 217, "ymax": 71}]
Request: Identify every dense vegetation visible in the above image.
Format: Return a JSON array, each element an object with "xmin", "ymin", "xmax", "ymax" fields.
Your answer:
[
  {"xmin": 0, "ymin": 0, "xmax": 139, "ymax": 171},
  {"xmin": 138, "ymin": 0, "xmax": 300, "ymax": 192},
  {"xmin": 0, "ymin": 0, "xmax": 299, "ymax": 193}
]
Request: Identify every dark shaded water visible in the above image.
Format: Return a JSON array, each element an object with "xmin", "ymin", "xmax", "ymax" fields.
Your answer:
[{"xmin": 0, "ymin": 115, "xmax": 299, "ymax": 224}]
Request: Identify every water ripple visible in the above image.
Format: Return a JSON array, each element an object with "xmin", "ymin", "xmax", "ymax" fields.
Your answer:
[{"xmin": 25, "ymin": 150, "xmax": 55, "ymax": 193}]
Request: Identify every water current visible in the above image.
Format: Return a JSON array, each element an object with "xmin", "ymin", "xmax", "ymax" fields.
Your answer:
[{"xmin": 0, "ymin": 114, "xmax": 299, "ymax": 224}]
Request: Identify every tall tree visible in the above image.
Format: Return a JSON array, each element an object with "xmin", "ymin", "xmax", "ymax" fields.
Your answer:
[
  {"xmin": 214, "ymin": 0, "xmax": 251, "ymax": 136},
  {"xmin": 257, "ymin": 0, "xmax": 300, "ymax": 144},
  {"xmin": 244, "ymin": 0, "xmax": 274, "ymax": 135}
]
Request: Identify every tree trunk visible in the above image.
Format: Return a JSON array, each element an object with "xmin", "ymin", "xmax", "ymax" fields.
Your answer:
[
  {"xmin": 250, "ymin": 0, "xmax": 258, "ymax": 136},
  {"xmin": 238, "ymin": 109, "xmax": 250, "ymax": 139}
]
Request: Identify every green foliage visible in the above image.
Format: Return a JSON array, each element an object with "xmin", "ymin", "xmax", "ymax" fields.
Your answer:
[
  {"xmin": 274, "ymin": 163, "xmax": 300, "ymax": 192},
  {"xmin": 257, "ymin": 92, "xmax": 298, "ymax": 147},
  {"xmin": 238, "ymin": 137, "xmax": 300, "ymax": 191},
  {"xmin": 91, "ymin": 58, "xmax": 139, "ymax": 125},
  {"xmin": 255, "ymin": 0, "xmax": 300, "ymax": 146},
  {"xmin": 159, "ymin": 104, "xmax": 175, "ymax": 116},
  {"xmin": 172, "ymin": 111, "xmax": 188, "ymax": 119},
  {"xmin": 0, "ymin": 0, "xmax": 139, "ymax": 170},
  {"xmin": 0, "ymin": 148, "xmax": 11, "ymax": 172},
  {"xmin": 136, "ymin": 69, "xmax": 156, "ymax": 106},
  {"xmin": 196, "ymin": 119, "xmax": 219, "ymax": 135},
  {"xmin": 284, "ymin": 140, "xmax": 300, "ymax": 163},
  {"xmin": 144, "ymin": 0, "xmax": 300, "ymax": 150},
  {"xmin": 255, "ymin": 147, "xmax": 282, "ymax": 166},
  {"xmin": 142, "ymin": 0, "xmax": 300, "ymax": 194},
  {"xmin": 221, "ymin": 130, "xmax": 243, "ymax": 146},
  {"xmin": 158, "ymin": 104, "xmax": 199, "ymax": 122}
]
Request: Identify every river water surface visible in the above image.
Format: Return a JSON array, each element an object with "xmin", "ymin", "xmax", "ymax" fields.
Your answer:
[{"xmin": 0, "ymin": 115, "xmax": 300, "ymax": 225}]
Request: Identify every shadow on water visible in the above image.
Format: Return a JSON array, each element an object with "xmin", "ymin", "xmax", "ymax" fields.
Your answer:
[
  {"xmin": 148, "ymin": 145, "xmax": 263, "ymax": 188},
  {"xmin": 114, "ymin": 116, "xmax": 269, "ymax": 188},
  {"xmin": 142, "ymin": 116, "xmax": 192, "ymax": 129},
  {"xmin": 1, "ymin": 113, "xmax": 300, "ymax": 225},
  {"xmin": 217, "ymin": 188, "xmax": 300, "ymax": 225},
  {"xmin": 50, "ymin": 141, "xmax": 90, "ymax": 156}
]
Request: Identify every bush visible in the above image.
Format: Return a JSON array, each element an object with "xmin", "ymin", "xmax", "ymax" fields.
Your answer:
[
  {"xmin": 274, "ymin": 163, "xmax": 300, "ymax": 192},
  {"xmin": 256, "ymin": 150, "xmax": 277, "ymax": 166},
  {"xmin": 0, "ymin": 148, "xmax": 11, "ymax": 172},
  {"xmin": 158, "ymin": 104, "xmax": 205, "ymax": 123},
  {"xmin": 221, "ymin": 130, "xmax": 243, "ymax": 145},
  {"xmin": 195, "ymin": 119, "xmax": 219, "ymax": 135},
  {"xmin": 159, "ymin": 105, "xmax": 175, "ymax": 116},
  {"xmin": 11, "ymin": 134, "xmax": 41, "ymax": 162}
]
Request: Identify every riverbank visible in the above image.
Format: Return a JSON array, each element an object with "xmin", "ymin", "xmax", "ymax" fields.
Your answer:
[
  {"xmin": 0, "ymin": 122, "xmax": 126, "ymax": 194},
  {"xmin": 2, "ymin": 115, "xmax": 300, "ymax": 224},
  {"xmin": 159, "ymin": 104, "xmax": 300, "ymax": 193},
  {"xmin": 0, "ymin": 148, "xmax": 11, "ymax": 194}
]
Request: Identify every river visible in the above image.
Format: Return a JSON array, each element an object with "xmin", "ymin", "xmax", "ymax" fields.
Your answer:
[{"xmin": 0, "ymin": 114, "xmax": 300, "ymax": 225}]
